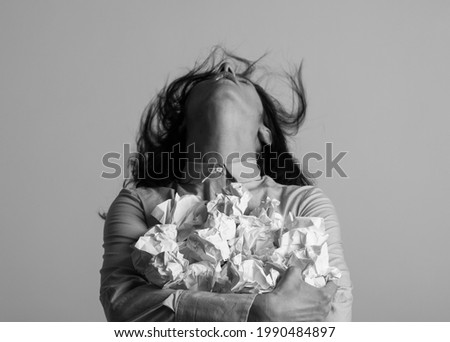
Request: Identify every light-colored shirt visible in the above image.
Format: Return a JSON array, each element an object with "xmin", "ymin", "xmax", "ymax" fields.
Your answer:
[{"xmin": 99, "ymin": 160, "xmax": 353, "ymax": 321}]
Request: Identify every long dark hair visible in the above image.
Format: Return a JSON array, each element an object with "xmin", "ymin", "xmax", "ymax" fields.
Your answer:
[{"xmin": 126, "ymin": 47, "xmax": 312, "ymax": 188}]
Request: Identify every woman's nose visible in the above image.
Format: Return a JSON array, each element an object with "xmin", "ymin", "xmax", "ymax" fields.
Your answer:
[{"xmin": 219, "ymin": 61, "xmax": 234, "ymax": 74}]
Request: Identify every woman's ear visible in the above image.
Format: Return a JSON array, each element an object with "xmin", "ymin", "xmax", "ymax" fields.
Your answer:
[{"xmin": 258, "ymin": 125, "xmax": 272, "ymax": 145}]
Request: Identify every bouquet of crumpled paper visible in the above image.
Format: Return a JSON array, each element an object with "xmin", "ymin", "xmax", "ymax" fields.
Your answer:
[{"xmin": 131, "ymin": 183, "xmax": 341, "ymax": 294}]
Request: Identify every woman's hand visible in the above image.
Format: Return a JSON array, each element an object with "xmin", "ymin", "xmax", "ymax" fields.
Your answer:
[{"xmin": 248, "ymin": 266, "xmax": 338, "ymax": 321}]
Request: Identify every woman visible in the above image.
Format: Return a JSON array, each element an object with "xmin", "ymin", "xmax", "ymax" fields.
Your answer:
[{"xmin": 100, "ymin": 48, "xmax": 352, "ymax": 321}]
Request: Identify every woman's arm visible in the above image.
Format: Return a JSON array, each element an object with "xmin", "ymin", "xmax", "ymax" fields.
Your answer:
[
  {"xmin": 99, "ymin": 188, "xmax": 257, "ymax": 321},
  {"xmin": 297, "ymin": 187, "xmax": 353, "ymax": 322},
  {"xmin": 100, "ymin": 187, "xmax": 342, "ymax": 321}
]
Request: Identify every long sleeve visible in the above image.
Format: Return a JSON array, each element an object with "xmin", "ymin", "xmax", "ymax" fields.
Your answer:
[
  {"xmin": 99, "ymin": 188, "xmax": 257, "ymax": 322},
  {"xmin": 297, "ymin": 187, "xmax": 353, "ymax": 322}
]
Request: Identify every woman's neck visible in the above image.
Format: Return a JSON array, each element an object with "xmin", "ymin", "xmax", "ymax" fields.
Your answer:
[{"xmin": 185, "ymin": 120, "xmax": 259, "ymax": 165}]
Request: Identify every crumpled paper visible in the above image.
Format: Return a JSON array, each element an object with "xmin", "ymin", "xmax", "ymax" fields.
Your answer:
[
  {"xmin": 132, "ymin": 183, "xmax": 341, "ymax": 293},
  {"xmin": 270, "ymin": 214, "xmax": 341, "ymax": 288}
]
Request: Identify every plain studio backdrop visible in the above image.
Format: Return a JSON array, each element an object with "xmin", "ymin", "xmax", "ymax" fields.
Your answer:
[{"xmin": 1, "ymin": 0, "xmax": 449, "ymax": 321}]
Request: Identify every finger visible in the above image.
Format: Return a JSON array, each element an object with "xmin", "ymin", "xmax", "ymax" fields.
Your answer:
[
  {"xmin": 323, "ymin": 280, "xmax": 338, "ymax": 298},
  {"xmin": 277, "ymin": 266, "xmax": 302, "ymax": 285},
  {"xmin": 321, "ymin": 301, "xmax": 333, "ymax": 321},
  {"xmin": 285, "ymin": 265, "xmax": 303, "ymax": 277},
  {"xmin": 274, "ymin": 266, "xmax": 302, "ymax": 291}
]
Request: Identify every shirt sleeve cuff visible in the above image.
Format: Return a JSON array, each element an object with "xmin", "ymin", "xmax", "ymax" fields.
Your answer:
[{"xmin": 174, "ymin": 290, "xmax": 258, "ymax": 322}]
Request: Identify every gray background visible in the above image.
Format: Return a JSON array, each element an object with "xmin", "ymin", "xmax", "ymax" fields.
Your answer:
[{"xmin": 1, "ymin": 0, "xmax": 449, "ymax": 321}]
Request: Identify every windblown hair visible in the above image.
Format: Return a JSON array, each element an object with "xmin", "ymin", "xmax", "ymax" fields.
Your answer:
[{"xmin": 126, "ymin": 47, "xmax": 313, "ymax": 188}]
